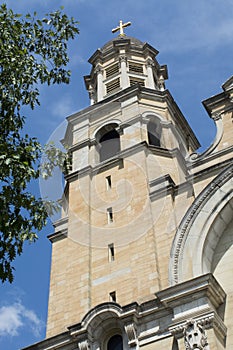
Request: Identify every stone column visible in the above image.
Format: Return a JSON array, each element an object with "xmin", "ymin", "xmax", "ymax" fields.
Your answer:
[
  {"xmin": 146, "ymin": 58, "xmax": 155, "ymax": 89},
  {"xmin": 95, "ymin": 65, "xmax": 104, "ymax": 102},
  {"xmin": 119, "ymin": 55, "xmax": 129, "ymax": 89},
  {"xmin": 88, "ymin": 86, "xmax": 95, "ymax": 105}
]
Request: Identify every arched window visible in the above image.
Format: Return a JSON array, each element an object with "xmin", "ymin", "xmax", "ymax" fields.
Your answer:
[
  {"xmin": 107, "ymin": 334, "xmax": 123, "ymax": 350},
  {"xmin": 147, "ymin": 120, "xmax": 161, "ymax": 147},
  {"xmin": 97, "ymin": 124, "xmax": 120, "ymax": 162}
]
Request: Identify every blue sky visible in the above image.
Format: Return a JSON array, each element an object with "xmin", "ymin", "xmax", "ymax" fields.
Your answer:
[{"xmin": 0, "ymin": 1, "xmax": 233, "ymax": 349}]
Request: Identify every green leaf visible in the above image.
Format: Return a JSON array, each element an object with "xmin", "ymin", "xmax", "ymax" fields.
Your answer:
[{"xmin": 0, "ymin": 3, "xmax": 79, "ymax": 283}]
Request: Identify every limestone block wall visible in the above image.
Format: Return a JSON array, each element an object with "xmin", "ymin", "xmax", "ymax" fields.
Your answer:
[
  {"xmin": 46, "ymin": 88, "xmax": 205, "ymax": 338},
  {"xmin": 46, "ymin": 238, "xmax": 91, "ymax": 337},
  {"xmin": 46, "ymin": 149, "xmax": 199, "ymax": 337}
]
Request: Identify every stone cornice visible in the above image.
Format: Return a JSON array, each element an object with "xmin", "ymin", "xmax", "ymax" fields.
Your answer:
[
  {"xmin": 187, "ymin": 156, "xmax": 233, "ymax": 184},
  {"xmin": 65, "ymin": 141, "xmax": 184, "ymax": 183},
  {"xmin": 65, "ymin": 141, "xmax": 144, "ymax": 182},
  {"xmin": 202, "ymin": 89, "xmax": 232, "ymax": 117},
  {"xmin": 187, "ymin": 114, "xmax": 223, "ymax": 163},
  {"xmin": 52, "ymin": 216, "xmax": 68, "ymax": 230},
  {"xmin": 187, "ymin": 144, "xmax": 233, "ymax": 170},
  {"xmin": 157, "ymin": 273, "xmax": 225, "ymax": 309},
  {"xmin": 21, "ymin": 330, "xmax": 71, "ymax": 350},
  {"xmin": 48, "ymin": 217, "xmax": 68, "ymax": 243},
  {"xmin": 47, "ymin": 229, "xmax": 67, "ymax": 243},
  {"xmin": 170, "ymin": 311, "xmax": 227, "ymax": 344},
  {"xmin": 63, "ymin": 85, "xmax": 199, "ymax": 150},
  {"xmin": 22, "ymin": 274, "xmax": 226, "ymax": 350},
  {"xmin": 149, "ymin": 174, "xmax": 175, "ymax": 201}
]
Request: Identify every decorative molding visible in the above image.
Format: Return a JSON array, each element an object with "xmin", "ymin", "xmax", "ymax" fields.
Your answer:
[
  {"xmin": 187, "ymin": 146, "xmax": 233, "ymax": 173},
  {"xmin": 145, "ymin": 58, "xmax": 154, "ymax": 68},
  {"xmin": 94, "ymin": 65, "xmax": 103, "ymax": 75},
  {"xmin": 119, "ymin": 55, "xmax": 127, "ymax": 63},
  {"xmin": 187, "ymin": 114, "xmax": 223, "ymax": 162},
  {"xmin": 47, "ymin": 229, "xmax": 68, "ymax": 243},
  {"xmin": 141, "ymin": 111, "xmax": 166, "ymax": 123},
  {"xmin": 183, "ymin": 319, "xmax": 209, "ymax": 350},
  {"xmin": 158, "ymin": 75, "xmax": 165, "ymax": 92},
  {"xmin": 170, "ymin": 312, "xmax": 226, "ymax": 345},
  {"xmin": 124, "ymin": 322, "xmax": 138, "ymax": 347},
  {"xmin": 115, "ymin": 125, "xmax": 124, "ymax": 135},
  {"xmin": 66, "ymin": 141, "xmax": 149, "ymax": 181},
  {"xmin": 149, "ymin": 174, "xmax": 176, "ymax": 201},
  {"xmin": 212, "ymin": 112, "xmax": 222, "ymax": 121},
  {"xmin": 169, "ymin": 164, "xmax": 233, "ymax": 284},
  {"xmin": 88, "ymin": 88, "xmax": 95, "ymax": 98},
  {"xmin": 78, "ymin": 339, "xmax": 90, "ymax": 350}
]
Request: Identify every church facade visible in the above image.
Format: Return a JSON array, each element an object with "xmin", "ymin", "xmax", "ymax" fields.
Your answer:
[{"xmin": 24, "ymin": 23, "xmax": 233, "ymax": 350}]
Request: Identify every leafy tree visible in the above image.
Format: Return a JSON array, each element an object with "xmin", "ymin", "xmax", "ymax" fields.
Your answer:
[{"xmin": 0, "ymin": 4, "xmax": 79, "ymax": 283}]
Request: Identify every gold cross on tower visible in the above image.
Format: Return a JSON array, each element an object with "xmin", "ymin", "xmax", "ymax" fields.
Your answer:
[{"xmin": 112, "ymin": 20, "xmax": 131, "ymax": 36}]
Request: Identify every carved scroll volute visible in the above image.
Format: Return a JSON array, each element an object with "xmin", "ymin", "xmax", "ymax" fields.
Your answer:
[
  {"xmin": 183, "ymin": 320, "xmax": 209, "ymax": 350},
  {"xmin": 78, "ymin": 339, "xmax": 90, "ymax": 350},
  {"xmin": 124, "ymin": 322, "xmax": 137, "ymax": 347}
]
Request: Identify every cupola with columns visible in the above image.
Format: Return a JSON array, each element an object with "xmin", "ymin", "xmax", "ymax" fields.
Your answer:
[{"xmin": 84, "ymin": 20, "xmax": 168, "ymax": 104}]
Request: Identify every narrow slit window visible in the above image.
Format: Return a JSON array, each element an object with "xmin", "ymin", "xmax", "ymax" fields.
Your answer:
[
  {"xmin": 108, "ymin": 243, "xmax": 115, "ymax": 262},
  {"xmin": 107, "ymin": 207, "xmax": 113, "ymax": 223},
  {"xmin": 109, "ymin": 291, "xmax": 116, "ymax": 302},
  {"xmin": 106, "ymin": 175, "xmax": 112, "ymax": 190}
]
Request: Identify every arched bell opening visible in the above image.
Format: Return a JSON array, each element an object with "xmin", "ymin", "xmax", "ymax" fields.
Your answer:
[
  {"xmin": 107, "ymin": 334, "xmax": 123, "ymax": 350},
  {"xmin": 96, "ymin": 123, "xmax": 120, "ymax": 162},
  {"xmin": 147, "ymin": 119, "xmax": 161, "ymax": 147}
]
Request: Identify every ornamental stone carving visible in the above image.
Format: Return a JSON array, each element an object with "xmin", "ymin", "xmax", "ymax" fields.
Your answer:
[
  {"xmin": 145, "ymin": 58, "xmax": 154, "ymax": 68},
  {"xmin": 88, "ymin": 87, "xmax": 96, "ymax": 105},
  {"xmin": 119, "ymin": 55, "xmax": 127, "ymax": 63},
  {"xmin": 170, "ymin": 163, "xmax": 233, "ymax": 284},
  {"xmin": 94, "ymin": 65, "xmax": 103, "ymax": 75},
  {"xmin": 212, "ymin": 112, "xmax": 222, "ymax": 121},
  {"xmin": 183, "ymin": 320, "xmax": 209, "ymax": 350},
  {"xmin": 78, "ymin": 339, "xmax": 90, "ymax": 350},
  {"xmin": 124, "ymin": 322, "xmax": 137, "ymax": 347},
  {"xmin": 158, "ymin": 75, "xmax": 165, "ymax": 91}
]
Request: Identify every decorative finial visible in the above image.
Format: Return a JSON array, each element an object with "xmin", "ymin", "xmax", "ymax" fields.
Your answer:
[{"xmin": 112, "ymin": 20, "xmax": 131, "ymax": 36}]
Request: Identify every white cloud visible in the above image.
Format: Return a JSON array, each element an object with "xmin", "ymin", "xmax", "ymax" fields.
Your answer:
[
  {"xmin": 0, "ymin": 305, "xmax": 23, "ymax": 336},
  {"xmin": 51, "ymin": 94, "xmax": 76, "ymax": 118},
  {"xmin": 0, "ymin": 302, "xmax": 43, "ymax": 338},
  {"xmin": 147, "ymin": 2, "xmax": 233, "ymax": 53}
]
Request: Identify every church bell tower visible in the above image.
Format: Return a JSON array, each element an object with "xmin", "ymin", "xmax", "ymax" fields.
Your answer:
[
  {"xmin": 25, "ymin": 21, "xmax": 233, "ymax": 350},
  {"xmin": 46, "ymin": 20, "xmax": 199, "ymax": 337}
]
